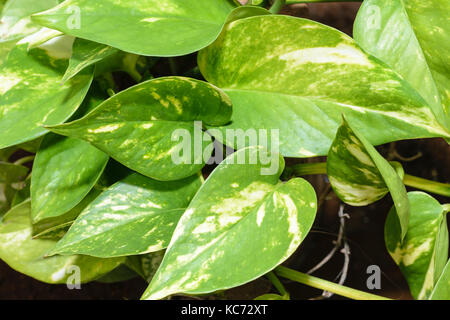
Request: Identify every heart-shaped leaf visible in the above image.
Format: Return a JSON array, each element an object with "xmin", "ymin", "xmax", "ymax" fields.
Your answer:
[
  {"xmin": 32, "ymin": 0, "xmax": 236, "ymax": 57},
  {"xmin": 31, "ymin": 133, "xmax": 109, "ymax": 223},
  {"xmin": 0, "ymin": 200, "xmax": 124, "ymax": 283},
  {"xmin": 198, "ymin": 15, "xmax": 450, "ymax": 158},
  {"xmin": 142, "ymin": 146, "xmax": 317, "ymax": 300},
  {"xmin": 327, "ymin": 117, "xmax": 409, "ymax": 239},
  {"xmin": 385, "ymin": 192, "xmax": 449, "ymax": 299},
  {"xmin": 48, "ymin": 76, "xmax": 233, "ymax": 181},
  {"xmin": 0, "ymin": 34, "xmax": 93, "ymax": 149},
  {"xmin": 354, "ymin": 0, "xmax": 450, "ymax": 129},
  {"xmin": 48, "ymin": 173, "xmax": 202, "ymax": 258}
]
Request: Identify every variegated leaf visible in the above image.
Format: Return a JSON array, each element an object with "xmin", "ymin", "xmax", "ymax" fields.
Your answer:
[
  {"xmin": 31, "ymin": 134, "xmax": 109, "ymax": 223},
  {"xmin": 32, "ymin": 185, "xmax": 103, "ymax": 240},
  {"xmin": 32, "ymin": 0, "xmax": 236, "ymax": 57},
  {"xmin": 0, "ymin": 34, "xmax": 93, "ymax": 149},
  {"xmin": 48, "ymin": 173, "xmax": 202, "ymax": 258},
  {"xmin": 0, "ymin": 200, "xmax": 124, "ymax": 284},
  {"xmin": 142, "ymin": 146, "xmax": 317, "ymax": 300},
  {"xmin": 430, "ymin": 259, "xmax": 450, "ymax": 300},
  {"xmin": 62, "ymin": 38, "xmax": 133, "ymax": 83},
  {"xmin": 198, "ymin": 15, "xmax": 450, "ymax": 158},
  {"xmin": 327, "ymin": 117, "xmax": 409, "ymax": 239},
  {"xmin": 354, "ymin": 0, "xmax": 450, "ymax": 129},
  {"xmin": 385, "ymin": 192, "xmax": 449, "ymax": 299},
  {"xmin": 48, "ymin": 77, "xmax": 233, "ymax": 181}
]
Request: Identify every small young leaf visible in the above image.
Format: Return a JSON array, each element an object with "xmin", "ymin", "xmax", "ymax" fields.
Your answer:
[
  {"xmin": 198, "ymin": 15, "xmax": 450, "ymax": 158},
  {"xmin": 385, "ymin": 192, "xmax": 449, "ymax": 299},
  {"xmin": 327, "ymin": 117, "xmax": 409, "ymax": 239},
  {"xmin": 142, "ymin": 146, "xmax": 317, "ymax": 300},
  {"xmin": 31, "ymin": 134, "xmax": 109, "ymax": 223},
  {"xmin": 354, "ymin": 0, "xmax": 450, "ymax": 129},
  {"xmin": 32, "ymin": 0, "xmax": 236, "ymax": 57},
  {"xmin": 48, "ymin": 77, "xmax": 233, "ymax": 181},
  {"xmin": 0, "ymin": 35, "xmax": 93, "ymax": 149},
  {"xmin": 48, "ymin": 173, "xmax": 202, "ymax": 258},
  {"xmin": 0, "ymin": 201, "xmax": 124, "ymax": 284},
  {"xmin": 62, "ymin": 38, "xmax": 119, "ymax": 83}
]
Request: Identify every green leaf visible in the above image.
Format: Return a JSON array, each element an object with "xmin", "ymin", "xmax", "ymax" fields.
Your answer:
[
  {"xmin": 354, "ymin": 0, "xmax": 450, "ymax": 129},
  {"xmin": 0, "ymin": 161, "xmax": 28, "ymax": 183},
  {"xmin": 385, "ymin": 192, "xmax": 449, "ymax": 299},
  {"xmin": 0, "ymin": 200, "xmax": 124, "ymax": 284},
  {"xmin": 0, "ymin": 35, "xmax": 93, "ymax": 149},
  {"xmin": 327, "ymin": 117, "xmax": 409, "ymax": 239},
  {"xmin": 254, "ymin": 293, "xmax": 288, "ymax": 300},
  {"xmin": 32, "ymin": 0, "xmax": 236, "ymax": 57},
  {"xmin": 95, "ymin": 264, "xmax": 138, "ymax": 283},
  {"xmin": 62, "ymin": 38, "xmax": 119, "ymax": 83},
  {"xmin": 0, "ymin": 0, "xmax": 58, "ymax": 43},
  {"xmin": 31, "ymin": 133, "xmax": 108, "ymax": 223},
  {"xmin": 430, "ymin": 260, "xmax": 450, "ymax": 300},
  {"xmin": 48, "ymin": 76, "xmax": 233, "ymax": 181},
  {"xmin": 198, "ymin": 15, "xmax": 450, "ymax": 158},
  {"xmin": 48, "ymin": 173, "xmax": 202, "ymax": 258},
  {"xmin": 32, "ymin": 186, "xmax": 103, "ymax": 240},
  {"xmin": 142, "ymin": 146, "xmax": 317, "ymax": 300}
]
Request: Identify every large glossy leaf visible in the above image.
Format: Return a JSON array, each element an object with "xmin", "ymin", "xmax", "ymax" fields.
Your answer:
[
  {"xmin": 430, "ymin": 259, "xmax": 450, "ymax": 300},
  {"xmin": 328, "ymin": 117, "xmax": 409, "ymax": 239},
  {"xmin": 32, "ymin": 0, "xmax": 236, "ymax": 57},
  {"xmin": 48, "ymin": 173, "xmax": 202, "ymax": 258},
  {"xmin": 142, "ymin": 146, "xmax": 317, "ymax": 300},
  {"xmin": 198, "ymin": 15, "xmax": 450, "ymax": 158},
  {"xmin": 0, "ymin": 201, "xmax": 124, "ymax": 283},
  {"xmin": 354, "ymin": 0, "xmax": 450, "ymax": 129},
  {"xmin": 48, "ymin": 77, "xmax": 233, "ymax": 181},
  {"xmin": 0, "ymin": 34, "xmax": 93, "ymax": 149},
  {"xmin": 385, "ymin": 192, "xmax": 449, "ymax": 299},
  {"xmin": 31, "ymin": 134, "xmax": 108, "ymax": 223}
]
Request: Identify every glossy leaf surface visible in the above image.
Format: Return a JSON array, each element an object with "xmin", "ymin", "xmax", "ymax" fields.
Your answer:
[
  {"xmin": 385, "ymin": 192, "xmax": 449, "ymax": 299},
  {"xmin": 142, "ymin": 146, "xmax": 317, "ymax": 300},
  {"xmin": 199, "ymin": 15, "xmax": 449, "ymax": 157},
  {"xmin": 48, "ymin": 173, "xmax": 202, "ymax": 258},
  {"xmin": 327, "ymin": 118, "xmax": 409, "ymax": 238},
  {"xmin": 354, "ymin": 0, "xmax": 450, "ymax": 129},
  {"xmin": 0, "ymin": 201, "xmax": 124, "ymax": 283},
  {"xmin": 48, "ymin": 77, "xmax": 232, "ymax": 181},
  {"xmin": 32, "ymin": 0, "xmax": 236, "ymax": 57}
]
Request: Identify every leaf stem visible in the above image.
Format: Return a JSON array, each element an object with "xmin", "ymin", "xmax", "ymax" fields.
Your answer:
[
  {"xmin": 267, "ymin": 271, "xmax": 289, "ymax": 298},
  {"xmin": 287, "ymin": 162, "xmax": 450, "ymax": 197},
  {"xmin": 269, "ymin": 0, "xmax": 286, "ymax": 13},
  {"xmin": 403, "ymin": 174, "xmax": 450, "ymax": 198},
  {"xmin": 14, "ymin": 155, "xmax": 35, "ymax": 166},
  {"xmin": 275, "ymin": 266, "xmax": 391, "ymax": 300}
]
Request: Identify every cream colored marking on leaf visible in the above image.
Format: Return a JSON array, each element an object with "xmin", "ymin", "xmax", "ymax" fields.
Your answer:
[
  {"xmin": 256, "ymin": 203, "xmax": 266, "ymax": 227},
  {"xmin": 0, "ymin": 73, "xmax": 22, "ymax": 95},
  {"xmin": 210, "ymin": 182, "xmax": 273, "ymax": 215},
  {"xmin": 278, "ymin": 44, "xmax": 374, "ymax": 68},
  {"xmin": 87, "ymin": 124, "xmax": 123, "ymax": 133},
  {"xmin": 141, "ymin": 17, "xmax": 164, "ymax": 23},
  {"xmin": 344, "ymin": 140, "xmax": 374, "ymax": 167},
  {"xmin": 391, "ymin": 238, "xmax": 433, "ymax": 266}
]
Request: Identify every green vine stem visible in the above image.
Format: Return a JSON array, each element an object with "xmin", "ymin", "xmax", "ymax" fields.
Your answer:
[
  {"xmin": 275, "ymin": 266, "xmax": 391, "ymax": 300},
  {"xmin": 267, "ymin": 271, "xmax": 290, "ymax": 298},
  {"xmin": 285, "ymin": 162, "xmax": 450, "ymax": 197},
  {"xmin": 269, "ymin": 0, "xmax": 286, "ymax": 13},
  {"xmin": 14, "ymin": 155, "xmax": 35, "ymax": 166}
]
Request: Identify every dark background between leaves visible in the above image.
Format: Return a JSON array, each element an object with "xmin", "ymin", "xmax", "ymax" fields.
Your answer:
[{"xmin": 1, "ymin": 2, "xmax": 449, "ymax": 300}]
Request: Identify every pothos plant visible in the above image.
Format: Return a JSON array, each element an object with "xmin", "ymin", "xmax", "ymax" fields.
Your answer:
[{"xmin": 0, "ymin": 0, "xmax": 448, "ymax": 300}]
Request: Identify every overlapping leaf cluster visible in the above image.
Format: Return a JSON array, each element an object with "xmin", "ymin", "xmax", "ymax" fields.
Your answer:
[{"xmin": 0, "ymin": 0, "xmax": 448, "ymax": 300}]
